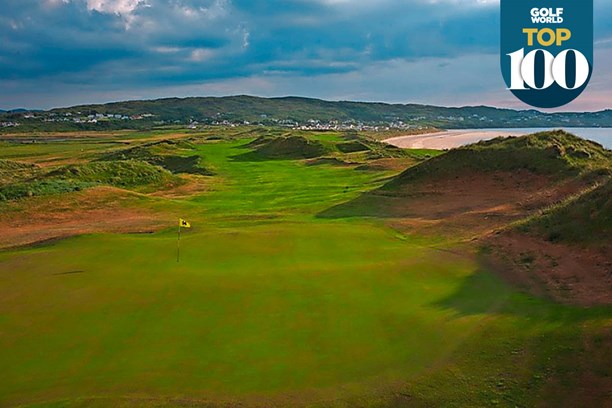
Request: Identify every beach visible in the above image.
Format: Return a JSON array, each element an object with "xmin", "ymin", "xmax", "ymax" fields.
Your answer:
[{"xmin": 383, "ymin": 129, "xmax": 529, "ymax": 149}]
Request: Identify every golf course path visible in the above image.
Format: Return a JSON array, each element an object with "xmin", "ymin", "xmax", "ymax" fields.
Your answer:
[{"xmin": 384, "ymin": 129, "xmax": 528, "ymax": 149}]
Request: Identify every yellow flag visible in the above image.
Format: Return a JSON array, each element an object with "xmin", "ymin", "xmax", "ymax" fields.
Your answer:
[{"xmin": 179, "ymin": 218, "xmax": 191, "ymax": 228}]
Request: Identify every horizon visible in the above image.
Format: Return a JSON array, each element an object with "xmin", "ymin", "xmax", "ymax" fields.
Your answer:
[
  {"xmin": 1, "ymin": 0, "xmax": 611, "ymax": 112},
  {"xmin": 2, "ymin": 94, "xmax": 611, "ymax": 114}
]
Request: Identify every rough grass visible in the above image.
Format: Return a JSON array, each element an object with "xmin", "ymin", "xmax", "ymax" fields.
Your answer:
[
  {"xmin": 150, "ymin": 155, "xmax": 212, "ymax": 176},
  {"xmin": 249, "ymin": 135, "xmax": 331, "ymax": 159},
  {"xmin": 517, "ymin": 176, "xmax": 612, "ymax": 244},
  {"xmin": 385, "ymin": 130, "xmax": 611, "ymax": 188},
  {"xmin": 0, "ymin": 179, "xmax": 93, "ymax": 201},
  {"xmin": 0, "ymin": 159, "xmax": 39, "ymax": 173},
  {"xmin": 243, "ymin": 133, "xmax": 424, "ymax": 164},
  {"xmin": 0, "ymin": 159, "xmax": 40, "ymax": 185},
  {"xmin": 336, "ymin": 141, "xmax": 370, "ymax": 153},
  {"xmin": 98, "ymin": 139, "xmax": 212, "ymax": 176},
  {"xmin": 0, "ymin": 160, "xmax": 181, "ymax": 201},
  {"xmin": 362, "ymin": 140, "xmax": 416, "ymax": 160},
  {"xmin": 48, "ymin": 160, "xmax": 179, "ymax": 188}
]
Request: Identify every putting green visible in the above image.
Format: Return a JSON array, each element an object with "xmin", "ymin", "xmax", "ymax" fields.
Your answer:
[
  {"xmin": 0, "ymin": 223, "xmax": 473, "ymax": 398},
  {"xmin": 0, "ymin": 137, "xmax": 609, "ymax": 406}
]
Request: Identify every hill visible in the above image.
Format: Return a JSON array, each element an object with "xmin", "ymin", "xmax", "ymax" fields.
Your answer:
[
  {"xmin": 248, "ymin": 136, "xmax": 332, "ymax": 159},
  {"xmin": 322, "ymin": 131, "xmax": 611, "ymax": 237},
  {"xmin": 320, "ymin": 131, "xmax": 611, "ymax": 305},
  {"xmin": 383, "ymin": 130, "xmax": 611, "ymax": 188},
  {"xmin": 97, "ymin": 139, "xmax": 213, "ymax": 176},
  {"xmin": 3, "ymin": 96, "xmax": 612, "ymax": 131},
  {"xmin": 0, "ymin": 160, "xmax": 182, "ymax": 201}
]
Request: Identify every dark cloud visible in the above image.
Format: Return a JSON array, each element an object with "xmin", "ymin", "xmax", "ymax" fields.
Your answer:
[{"xmin": 0, "ymin": 0, "xmax": 610, "ymax": 109}]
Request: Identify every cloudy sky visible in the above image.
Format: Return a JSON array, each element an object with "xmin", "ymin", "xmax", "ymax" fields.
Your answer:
[{"xmin": 1, "ymin": 0, "xmax": 611, "ymax": 111}]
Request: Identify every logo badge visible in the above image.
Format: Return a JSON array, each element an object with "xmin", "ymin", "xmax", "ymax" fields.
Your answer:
[{"xmin": 501, "ymin": 0, "xmax": 593, "ymax": 109}]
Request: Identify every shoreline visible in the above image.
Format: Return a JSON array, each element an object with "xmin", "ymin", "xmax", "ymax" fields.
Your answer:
[{"xmin": 383, "ymin": 129, "xmax": 530, "ymax": 150}]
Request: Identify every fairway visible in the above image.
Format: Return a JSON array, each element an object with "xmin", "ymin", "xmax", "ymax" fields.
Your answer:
[{"xmin": 1, "ymin": 135, "xmax": 610, "ymax": 407}]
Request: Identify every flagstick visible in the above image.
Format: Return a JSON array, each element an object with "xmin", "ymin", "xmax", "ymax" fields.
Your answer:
[{"xmin": 177, "ymin": 223, "xmax": 181, "ymax": 263}]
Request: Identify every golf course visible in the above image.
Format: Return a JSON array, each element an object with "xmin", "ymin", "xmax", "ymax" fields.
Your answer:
[{"xmin": 0, "ymin": 127, "xmax": 610, "ymax": 407}]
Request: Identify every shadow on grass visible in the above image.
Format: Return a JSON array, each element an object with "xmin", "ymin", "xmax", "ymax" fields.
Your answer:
[
  {"xmin": 224, "ymin": 139, "xmax": 288, "ymax": 162},
  {"xmin": 229, "ymin": 150, "xmax": 329, "ymax": 162},
  {"xmin": 432, "ymin": 257, "xmax": 612, "ymax": 322},
  {"xmin": 157, "ymin": 155, "xmax": 214, "ymax": 176},
  {"xmin": 317, "ymin": 189, "xmax": 431, "ymax": 219},
  {"xmin": 229, "ymin": 150, "xmax": 278, "ymax": 162},
  {"xmin": 52, "ymin": 270, "xmax": 86, "ymax": 276}
]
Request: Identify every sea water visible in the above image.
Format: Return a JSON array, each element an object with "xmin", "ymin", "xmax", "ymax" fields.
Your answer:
[{"xmin": 450, "ymin": 128, "xmax": 612, "ymax": 149}]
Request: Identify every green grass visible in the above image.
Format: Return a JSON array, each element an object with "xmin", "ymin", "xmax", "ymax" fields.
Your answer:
[
  {"xmin": 0, "ymin": 160, "xmax": 181, "ymax": 201},
  {"xmin": 96, "ymin": 140, "xmax": 213, "ymax": 176},
  {"xmin": 238, "ymin": 133, "xmax": 422, "ymax": 163},
  {"xmin": 0, "ymin": 159, "xmax": 40, "ymax": 186},
  {"xmin": 0, "ymin": 224, "xmax": 468, "ymax": 400},
  {"xmin": 187, "ymin": 139, "xmax": 386, "ymax": 221},
  {"xmin": 48, "ymin": 161, "xmax": 179, "ymax": 188},
  {"xmin": 0, "ymin": 135, "xmax": 610, "ymax": 406},
  {"xmin": 0, "ymin": 141, "xmax": 122, "ymax": 163},
  {"xmin": 246, "ymin": 135, "xmax": 332, "ymax": 159},
  {"xmin": 0, "ymin": 179, "xmax": 94, "ymax": 201}
]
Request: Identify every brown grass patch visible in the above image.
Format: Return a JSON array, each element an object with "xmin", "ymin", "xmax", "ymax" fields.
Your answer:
[
  {"xmin": 379, "ymin": 170, "xmax": 583, "ymax": 239},
  {"xmin": 149, "ymin": 175, "xmax": 209, "ymax": 199},
  {"xmin": 341, "ymin": 168, "xmax": 610, "ymax": 306},
  {"xmin": 0, "ymin": 186, "xmax": 168, "ymax": 249},
  {"xmin": 355, "ymin": 157, "xmax": 417, "ymax": 171},
  {"xmin": 484, "ymin": 231, "xmax": 611, "ymax": 306}
]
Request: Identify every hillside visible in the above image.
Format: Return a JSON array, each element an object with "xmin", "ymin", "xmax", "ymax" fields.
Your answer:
[
  {"xmin": 52, "ymin": 96, "xmax": 612, "ymax": 127},
  {"xmin": 97, "ymin": 139, "xmax": 213, "ymax": 176},
  {"xmin": 383, "ymin": 130, "xmax": 611, "ymax": 188},
  {"xmin": 521, "ymin": 178, "xmax": 612, "ymax": 244},
  {"xmin": 242, "ymin": 133, "xmax": 416, "ymax": 162},
  {"xmin": 323, "ymin": 131, "xmax": 611, "ymax": 237},
  {"xmin": 516, "ymin": 177, "xmax": 611, "ymax": 244},
  {"xmin": 249, "ymin": 136, "xmax": 331, "ymax": 159},
  {"xmin": 320, "ymin": 130, "xmax": 611, "ymax": 305},
  {"xmin": 2, "ymin": 96, "xmax": 612, "ymax": 131},
  {"xmin": 485, "ymin": 176, "xmax": 611, "ymax": 305}
]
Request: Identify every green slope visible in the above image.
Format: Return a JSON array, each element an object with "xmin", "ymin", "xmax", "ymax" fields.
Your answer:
[{"xmin": 384, "ymin": 130, "xmax": 611, "ymax": 188}]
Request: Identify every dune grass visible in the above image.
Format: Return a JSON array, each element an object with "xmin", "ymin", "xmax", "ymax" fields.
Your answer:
[
  {"xmin": 386, "ymin": 130, "xmax": 611, "ymax": 187},
  {"xmin": 0, "ymin": 159, "xmax": 41, "ymax": 186},
  {"xmin": 517, "ymin": 176, "xmax": 612, "ymax": 244},
  {"xmin": 0, "ymin": 160, "xmax": 181, "ymax": 201}
]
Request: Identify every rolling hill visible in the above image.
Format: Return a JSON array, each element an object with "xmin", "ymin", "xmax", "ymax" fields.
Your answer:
[
  {"xmin": 2, "ymin": 96, "xmax": 612, "ymax": 130},
  {"xmin": 383, "ymin": 130, "xmax": 611, "ymax": 185},
  {"xmin": 320, "ymin": 130, "xmax": 611, "ymax": 306}
]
